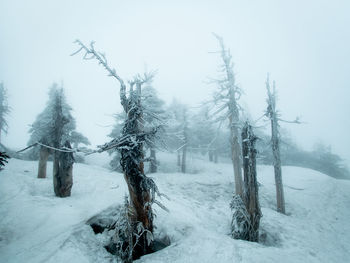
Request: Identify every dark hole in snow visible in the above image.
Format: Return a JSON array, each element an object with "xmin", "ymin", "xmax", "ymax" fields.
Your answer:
[
  {"xmin": 86, "ymin": 205, "xmax": 171, "ymax": 260},
  {"xmin": 90, "ymin": 223, "xmax": 105, "ymax": 234},
  {"xmin": 104, "ymin": 235, "xmax": 171, "ymax": 260}
]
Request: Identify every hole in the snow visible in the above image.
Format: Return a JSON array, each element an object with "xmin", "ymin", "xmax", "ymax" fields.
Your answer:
[
  {"xmin": 90, "ymin": 223, "xmax": 106, "ymax": 234},
  {"xmin": 104, "ymin": 235, "xmax": 171, "ymax": 260}
]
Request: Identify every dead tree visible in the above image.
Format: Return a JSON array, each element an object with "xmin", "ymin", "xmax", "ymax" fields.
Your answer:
[
  {"xmin": 230, "ymin": 122, "xmax": 261, "ymax": 242},
  {"xmin": 212, "ymin": 34, "xmax": 243, "ymax": 196},
  {"xmin": 265, "ymin": 76, "xmax": 285, "ymax": 213},
  {"xmin": 73, "ymin": 40, "xmax": 164, "ymax": 260},
  {"xmin": 241, "ymin": 122, "xmax": 261, "ymax": 241}
]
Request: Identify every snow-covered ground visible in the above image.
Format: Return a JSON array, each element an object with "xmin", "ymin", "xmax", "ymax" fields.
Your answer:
[{"xmin": 1, "ymin": 153, "xmax": 350, "ymax": 263}]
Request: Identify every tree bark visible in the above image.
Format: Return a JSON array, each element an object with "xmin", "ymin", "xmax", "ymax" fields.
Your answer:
[
  {"xmin": 242, "ymin": 123, "xmax": 261, "ymax": 242},
  {"xmin": 37, "ymin": 146, "xmax": 50, "ymax": 178},
  {"xmin": 53, "ymin": 141, "xmax": 74, "ymax": 197},
  {"xmin": 120, "ymin": 81, "xmax": 154, "ymax": 259}
]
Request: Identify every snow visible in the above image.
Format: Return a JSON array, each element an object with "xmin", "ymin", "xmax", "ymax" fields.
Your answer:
[{"xmin": 1, "ymin": 153, "xmax": 350, "ymax": 263}]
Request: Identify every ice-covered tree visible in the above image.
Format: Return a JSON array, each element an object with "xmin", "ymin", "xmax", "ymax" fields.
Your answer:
[
  {"xmin": 210, "ymin": 34, "xmax": 243, "ymax": 196},
  {"xmin": 0, "ymin": 82, "xmax": 11, "ymax": 143},
  {"xmin": 231, "ymin": 122, "xmax": 261, "ymax": 242},
  {"xmin": 50, "ymin": 90, "xmax": 74, "ymax": 197},
  {"xmin": 28, "ymin": 84, "xmax": 89, "ymax": 178},
  {"xmin": 109, "ymin": 86, "xmax": 166, "ymax": 174},
  {"xmin": 73, "ymin": 40, "xmax": 165, "ymax": 260}
]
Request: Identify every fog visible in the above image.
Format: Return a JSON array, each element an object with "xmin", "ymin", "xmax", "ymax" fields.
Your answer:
[{"xmin": 1, "ymin": 0, "xmax": 349, "ymax": 164}]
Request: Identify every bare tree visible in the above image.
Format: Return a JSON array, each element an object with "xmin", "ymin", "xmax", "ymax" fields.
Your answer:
[
  {"xmin": 211, "ymin": 34, "xmax": 243, "ymax": 196},
  {"xmin": 73, "ymin": 40, "xmax": 164, "ymax": 260},
  {"xmin": 265, "ymin": 76, "xmax": 285, "ymax": 214}
]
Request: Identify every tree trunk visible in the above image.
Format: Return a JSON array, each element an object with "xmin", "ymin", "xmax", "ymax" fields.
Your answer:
[
  {"xmin": 209, "ymin": 149, "xmax": 213, "ymax": 162},
  {"xmin": 177, "ymin": 151, "xmax": 181, "ymax": 168},
  {"xmin": 53, "ymin": 141, "xmax": 74, "ymax": 197},
  {"xmin": 149, "ymin": 148, "xmax": 157, "ymax": 173},
  {"xmin": 120, "ymin": 82, "xmax": 154, "ymax": 259},
  {"xmin": 52, "ymin": 91, "xmax": 70, "ymax": 197},
  {"xmin": 230, "ymin": 116, "xmax": 243, "ymax": 197},
  {"xmin": 38, "ymin": 146, "xmax": 50, "ymax": 178},
  {"xmin": 271, "ymin": 117, "xmax": 285, "ymax": 214},
  {"xmin": 242, "ymin": 123, "xmax": 261, "ymax": 242},
  {"xmin": 181, "ymin": 145, "xmax": 187, "ymax": 173}
]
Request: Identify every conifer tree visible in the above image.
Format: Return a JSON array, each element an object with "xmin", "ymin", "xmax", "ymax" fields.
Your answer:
[{"xmin": 28, "ymin": 83, "xmax": 89, "ymax": 178}]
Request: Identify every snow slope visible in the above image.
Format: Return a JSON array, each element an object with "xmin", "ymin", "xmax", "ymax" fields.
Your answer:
[{"xmin": 0, "ymin": 155, "xmax": 349, "ymax": 263}]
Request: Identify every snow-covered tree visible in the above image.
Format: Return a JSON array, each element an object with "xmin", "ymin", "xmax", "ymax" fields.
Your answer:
[
  {"xmin": 231, "ymin": 122, "xmax": 261, "ymax": 242},
  {"xmin": 28, "ymin": 84, "xmax": 90, "ymax": 178},
  {"xmin": 210, "ymin": 34, "xmax": 243, "ymax": 196},
  {"xmin": 109, "ymin": 85, "xmax": 166, "ymax": 174},
  {"xmin": 74, "ymin": 40, "xmax": 165, "ymax": 260},
  {"xmin": 0, "ymin": 82, "xmax": 11, "ymax": 143},
  {"xmin": 50, "ymin": 90, "xmax": 74, "ymax": 197}
]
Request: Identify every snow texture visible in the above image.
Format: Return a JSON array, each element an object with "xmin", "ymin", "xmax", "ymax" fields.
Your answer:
[{"xmin": 1, "ymin": 154, "xmax": 350, "ymax": 262}]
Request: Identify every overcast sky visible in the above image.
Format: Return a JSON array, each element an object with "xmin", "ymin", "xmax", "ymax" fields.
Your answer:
[{"xmin": 1, "ymin": 0, "xmax": 349, "ymax": 164}]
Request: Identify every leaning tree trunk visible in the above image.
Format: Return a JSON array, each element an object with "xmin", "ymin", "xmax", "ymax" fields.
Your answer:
[
  {"xmin": 37, "ymin": 145, "xmax": 50, "ymax": 178},
  {"xmin": 149, "ymin": 147, "xmax": 157, "ymax": 173},
  {"xmin": 242, "ymin": 123, "xmax": 261, "ymax": 242}
]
